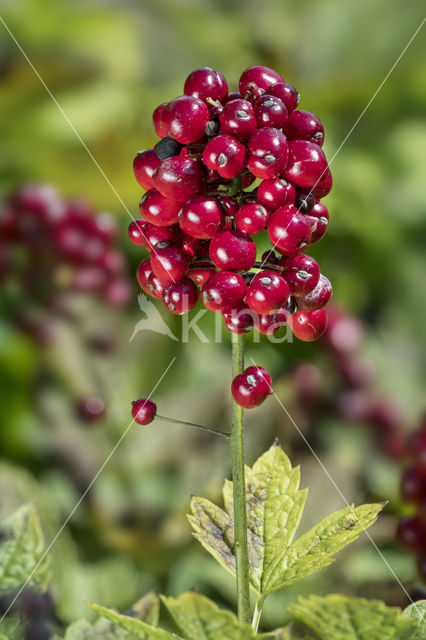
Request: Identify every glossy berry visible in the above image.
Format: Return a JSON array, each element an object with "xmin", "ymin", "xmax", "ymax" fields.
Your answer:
[
  {"xmin": 254, "ymin": 308, "xmax": 288, "ymax": 335},
  {"xmin": 297, "ymin": 274, "xmax": 332, "ymax": 311},
  {"xmin": 182, "ymin": 233, "xmax": 210, "ymax": 258},
  {"xmin": 202, "ymin": 270, "xmax": 246, "ymax": 312},
  {"xmin": 246, "ymin": 270, "xmax": 289, "ymax": 315},
  {"xmin": 231, "ymin": 365, "xmax": 273, "ymax": 409},
  {"xmin": 143, "ymin": 222, "xmax": 181, "ymax": 252},
  {"xmin": 132, "ymin": 398, "xmax": 157, "ymax": 425},
  {"xmin": 153, "ymin": 153, "xmax": 203, "ymax": 202},
  {"xmin": 162, "ymin": 276, "xmax": 200, "ymax": 314},
  {"xmin": 401, "ymin": 467, "xmax": 426, "ymax": 504},
  {"xmin": 150, "ymin": 240, "xmax": 189, "ymax": 286},
  {"xmin": 184, "ymin": 67, "xmax": 228, "ymax": 103},
  {"xmin": 223, "ymin": 303, "xmax": 255, "ymax": 334},
  {"xmin": 313, "ymin": 170, "xmax": 333, "ymax": 199},
  {"xmin": 257, "ymin": 178, "xmax": 295, "ymax": 211},
  {"xmin": 180, "ymin": 195, "xmax": 225, "ymax": 239},
  {"xmin": 248, "ymin": 127, "xmax": 289, "ymax": 179},
  {"xmin": 188, "ymin": 266, "xmax": 215, "ymax": 288},
  {"xmin": 281, "ymin": 254, "xmax": 320, "ymax": 296},
  {"xmin": 305, "ymin": 202, "xmax": 329, "ymax": 244},
  {"xmin": 236, "ymin": 203, "xmax": 269, "ymax": 234},
  {"xmin": 268, "ymin": 81, "xmax": 300, "ymax": 113},
  {"xmin": 147, "ymin": 272, "xmax": 165, "ymax": 299},
  {"xmin": 136, "ymin": 257, "xmax": 154, "ymax": 295},
  {"xmin": 261, "ymin": 249, "xmax": 278, "ymax": 265},
  {"xmin": 152, "ymin": 103, "xmax": 169, "ymax": 138},
  {"xmin": 217, "ymin": 195, "xmax": 239, "ymax": 218},
  {"xmin": 255, "ymin": 94, "xmax": 288, "ymax": 129},
  {"xmin": 284, "ymin": 140, "xmax": 329, "ymax": 189},
  {"xmin": 209, "ymin": 229, "xmax": 256, "ymax": 271},
  {"xmin": 160, "ymin": 96, "xmax": 210, "ymax": 144},
  {"xmin": 203, "ymin": 134, "xmax": 248, "ymax": 179},
  {"xmin": 397, "ymin": 517, "xmax": 426, "ymax": 551},
  {"xmin": 219, "ymin": 99, "xmax": 257, "ymax": 140},
  {"xmin": 285, "ymin": 109, "xmax": 324, "ymax": 146},
  {"xmin": 139, "ymin": 189, "xmax": 181, "ymax": 227},
  {"xmin": 128, "ymin": 219, "xmax": 146, "ymax": 246},
  {"xmin": 288, "ymin": 308, "xmax": 327, "ymax": 341},
  {"xmin": 239, "ymin": 65, "xmax": 283, "ymax": 98},
  {"xmin": 295, "ymin": 190, "xmax": 316, "ymax": 213},
  {"xmin": 133, "ymin": 149, "xmax": 161, "ymax": 190},
  {"xmin": 268, "ymin": 205, "xmax": 311, "ymax": 255}
]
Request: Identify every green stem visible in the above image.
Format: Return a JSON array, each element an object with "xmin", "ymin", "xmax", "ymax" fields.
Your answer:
[
  {"xmin": 252, "ymin": 597, "xmax": 265, "ymax": 633},
  {"xmin": 155, "ymin": 415, "xmax": 230, "ymax": 439},
  {"xmin": 231, "ymin": 332, "xmax": 251, "ymax": 624}
]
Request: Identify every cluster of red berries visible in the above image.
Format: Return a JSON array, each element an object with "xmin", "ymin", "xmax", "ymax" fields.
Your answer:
[
  {"xmin": 130, "ymin": 65, "xmax": 333, "ymax": 348},
  {"xmin": 0, "ymin": 183, "xmax": 131, "ymax": 343},
  {"xmin": 397, "ymin": 417, "xmax": 426, "ymax": 581}
]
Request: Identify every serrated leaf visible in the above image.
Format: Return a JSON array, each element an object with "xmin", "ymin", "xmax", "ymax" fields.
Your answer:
[
  {"xmin": 86, "ymin": 602, "xmax": 182, "ymax": 640},
  {"xmin": 129, "ymin": 592, "xmax": 161, "ymax": 628},
  {"xmin": 289, "ymin": 594, "xmax": 418, "ymax": 640},
  {"xmin": 161, "ymin": 591, "xmax": 273, "ymax": 640},
  {"xmin": 63, "ymin": 618, "xmax": 131, "ymax": 639},
  {"xmin": 0, "ymin": 503, "xmax": 50, "ymax": 591},
  {"xmin": 264, "ymin": 502, "xmax": 383, "ymax": 593},
  {"xmin": 189, "ymin": 443, "xmax": 307, "ymax": 596},
  {"xmin": 403, "ymin": 601, "xmax": 426, "ymax": 639}
]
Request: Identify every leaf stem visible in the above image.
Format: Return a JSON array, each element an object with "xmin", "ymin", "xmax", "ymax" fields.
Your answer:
[
  {"xmin": 252, "ymin": 597, "xmax": 265, "ymax": 633},
  {"xmin": 155, "ymin": 415, "xmax": 230, "ymax": 439},
  {"xmin": 230, "ymin": 332, "xmax": 251, "ymax": 624}
]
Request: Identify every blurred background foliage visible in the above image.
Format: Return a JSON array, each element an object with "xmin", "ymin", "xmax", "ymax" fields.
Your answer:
[{"xmin": 0, "ymin": 0, "xmax": 425, "ymax": 636}]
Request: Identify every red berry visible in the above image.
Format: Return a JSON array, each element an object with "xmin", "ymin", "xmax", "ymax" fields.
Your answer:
[
  {"xmin": 77, "ymin": 396, "xmax": 105, "ymax": 421},
  {"xmin": 209, "ymin": 229, "xmax": 256, "ymax": 271},
  {"xmin": 153, "ymin": 103, "xmax": 169, "ymax": 137},
  {"xmin": 133, "ymin": 149, "xmax": 161, "ymax": 190},
  {"xmin": 288, "ymin": 308, "xmax": 327, "ymax": 341},
  {"xmin": 239, "ymin": 66, "xmax": 283, "ymax": 98},
  {"xmin": 139, "ymin": 189, "xmax": 181, "ymax": 227},
  {"xmin": 219, "ymin": 99, "xmax": 257, "ymax": 140},
  {"xmin": 180, "ymin": 195, "xmax": 225, "ymax": 239},
  {"xmin": 294, "ymin": 190, "xmax": 316, "ymax": 213},
  {"xmin": 254, "ymin": 308, "xmax": 288, "ymax": 335},
  {"xmin": 223, "ymin": 303, "xmax": 255, "ymax": 334},
  {"xmin": 407, "ymin": 423, "xmax": 426, "ymax": 467},
  {"xmin": 202, "ymin": 270, "xmax": 246, "ymax": 312},
  {"xmin": 235, "ymin": 203, "xmax": 269, "ymax": 234},
  {"xmin": 143, "ymin": 223, "xmax": 181, "ymax": 252},
  {"xmin": 397, "ymin": 517, "xmax": 426, "ymax": 551},
  {"xmin": 257, "ymin": 178, "xmax": 295, "ymax": 211},
  {"xmin": 246, "ymin": 270, "xmax": 289, "ymax": 315},
  {"xmin": 184, "ymin": 67, "xmax": 228, "ymax": 103},
  {"xmin": 161, "ymin": 96, "xmax": 210, "ymax": 144},
  {"xmin": 255, "ymin": 94, "xmax": 288, "ymax": 129},
  {"xmin": 268, "ymin": 204, "xmax": 311, "ymax": 255},
  {"xmin": 128, "ymin": 219, "xmax": 146, "ymax": 246},
  {"xmin": 136, "ymin": 257, "xmax": 154, "ymax": 295},
  {"xmin": 147, "ymin": 272, "xmax": 165, "ymax": 299},
  {"xmin": 182, "ymin": 233, "xmax": 210, "ymax": 258},
  {"xmin": 297, "ymin": 274, "xmax": 332, "ymax": 310},
  {"xmin": 150, "ymin": 240, "xmax": 189, "ymax": 286},
  {"xmin": 268, "ymin": 81, "xmax": 300, "ymax": 113},
  {"xmin": 261, "ymin": 249, "xmax": 278, "ymax": 265},
  {"xmin": 188, "ymin": 266, "xmax": 215, "ymax": 288},
  {"xmin": 231, "ymin": 365, "xmax": 273, "ymax": 409},
  {"xmin": 284, "ymin": 140, "xmax": 329, "ymax": 189},
  {"xmin": 132, "ymin": 398, "xmax": 157, "ymax": 425},
  {"xmin": 281, "ymin": 254, "xmax": 320, "ymax": 296},
  {"xmin": 248, "ymin": 127, "xmax": 289, "ymax": 180},
  {"xmin": 217, "ymin": 195, "xmax": 239, "ymax": 218},
  {"xmin": 104, "ymin": 279, "xmax": 132, "ymax": 307},
  {"xmin": 153, "ymin": 154, "xmax": 203, "ymax": 203},
  {"xmin": 203, "ymin": 134, "xmax": 248, "ymax": 179},
  {"xmin": 313, "ymin": 170, "xmax": 333, "ymax": 199},
  {"xmin": 285, "ymin": 110, "xmax": 324, "ymax": 146},
  {"xmin": 162, "ymin": 276, "xmax": 200, "ymax": 314},
  {"xmin": 401, "ymin": 467, "xmax": 426, "ymax": 504}
]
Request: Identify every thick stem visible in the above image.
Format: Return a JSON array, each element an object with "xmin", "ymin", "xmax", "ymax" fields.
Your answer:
[{"xmin": 230, "ymin": 332, "xmax": 251, "ymax": 623}]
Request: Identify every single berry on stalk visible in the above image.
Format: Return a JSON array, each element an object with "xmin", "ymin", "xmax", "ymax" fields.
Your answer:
[{"xmin": 132, "ymin": 398, "xmax": 157, "ymax": 425}]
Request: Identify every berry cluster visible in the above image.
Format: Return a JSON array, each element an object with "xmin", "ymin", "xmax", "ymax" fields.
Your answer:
[
  {"xmin": 0, "ymin": 183, "xmax": 131, "ymax": 344},
  {"xmin": 130, "ymin": 66, "xmax": 333, "ymax": 408}
]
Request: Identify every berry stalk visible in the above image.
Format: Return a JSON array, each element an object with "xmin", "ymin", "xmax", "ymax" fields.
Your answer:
[{"xmin": 230, "ymin": 332, "xmax": 251, "ymax": 623}]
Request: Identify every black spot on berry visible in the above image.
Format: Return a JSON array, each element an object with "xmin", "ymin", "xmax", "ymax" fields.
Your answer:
[{"xmin": 155, "ymin": 137, "xmax": 183, "ymax": 160}]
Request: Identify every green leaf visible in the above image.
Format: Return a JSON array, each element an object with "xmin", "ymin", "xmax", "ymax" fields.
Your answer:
[
  {"xmin": 189, "ymin": 442, "xmax": 307, "ymax": 596},
  {"xmin": 161, "ymin": 591, "xmax": 274, "ymax": 640},
  {"xmin": 403, "ymin": 601, "xmax": 426, "ymax": 639},
  {"xmin": 130, "ymin": 592, "xmax": 161, "ymax": 628},
  {"xmin": 0, "ymin": 503, "xmax": 50, "ymax": 591},
  {"xmin": 289, "ymin": 594, "xmax": 417, "ymax": 640},
  {"xmin": 270, "ymin": 628, "xmax": 291, "ymax": 640},
  {"xmin": 265, "ymin": 502, "xmax": 383, "ymax": 593},
  {"xmin": 86, "ymin": 602, "xmax": 182, "ymax": 639}
]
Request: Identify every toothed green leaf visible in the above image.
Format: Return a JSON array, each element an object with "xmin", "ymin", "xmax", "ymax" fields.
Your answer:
[
  {"xmin": 161, "ymin": 592, "xmax": 274, "ymax": 640},
  {"xmin": 86, "ymin": 602, "xmax": 182, "ymax": 639},
  {"xmin": 0, "ymin": 503, "xmax": 50, "ymax": 591},
  {"xmin": 289, "ymin": 594, "xmax": 418, "ymax": 639},
  {"xmin": 403, "ymin": 601, "xmax": 426, "ymax": 639}
]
